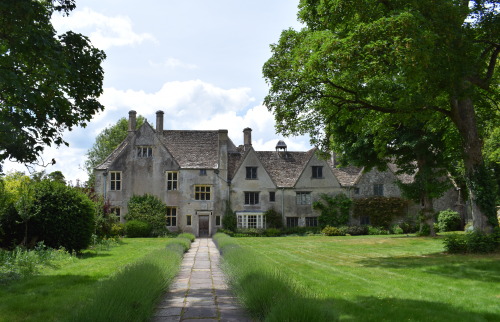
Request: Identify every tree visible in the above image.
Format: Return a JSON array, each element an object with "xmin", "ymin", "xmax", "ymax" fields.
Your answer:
[
  {"xmin": 0, "ymin": 0, "xmax": 106, "ymax": 167},
  {"xmin": 263, "ymin": 0, "xmax": 500, "ymax": 232},
  {"xmin": 84, "ymin": 116, "xmax": 145, "ymax": 185}
]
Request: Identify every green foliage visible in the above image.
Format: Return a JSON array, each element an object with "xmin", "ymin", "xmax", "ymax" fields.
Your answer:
[
  {"xmin": 126, "ymin": 194, "xmax": 167, "ymax": 236},
  {"xmin": 353, "ymin": 197, "xmax": 408, "ymax": 228},
  {"xmin": 321, "ymin": 225, "xmax": 345, "ymax": 236},
  {"xmin": 313, "ymin": 193, "xmax": 352, "ymax": 228},
  {"xmin": 29, "ymin": 180, "xmax": 95, "ymax": 252},
  {"xmin": 263, "ymin": 228, "xmax": 282, "ymax": 237},
  {"xmin": 177, "ymin": 232, "xmax": 195, "ymax": 243},
  {"xmin": 264, "ymin": 207, "xmax": 283, "ymax": 229},
  {"xmin": 437, "ymin": 209, "xmax": 462, "ymax": 232},
  {"xmin": 367, "ymin": 226, "xmax": 390, "ymax": 235},
  {"xmin": 443, "ymin": 231, "xmax": 499, "ymax": 254},
  {"xmin": 0, "ymin": 242, "xmax": 72, "ymax": 283},
  {"xmin": 222, "ymin": 200, "xmax": 237, "ymax": 232},
  {"xmin": 71, "ymin": 239, "xmax": 185, "ymax": 322},
  {"xmin": 213, "ymin": 233, "xmax": 337, "ymax": 321},
  {"xmin": 84, "ymin": 116, "xmax": 145, "ymax": 184},
  {"xmin": 263, "ymin": 0, "xmax": 500, "ymax": 232},
  {"xmin": 125, "ymin": 220, "xmax": 152, "ymax": 238},
  {"xmin": 467, "ymin": 164, "xmax": 499, "ymax": 228},
  {"xmin": 110, "ymin": 222, "xmax": 126, "ymax": 237},
  {"xmin": 0, "ymin": 0, "xmax": 105, "ymax": 165},
  {"xmin": 341, "ymin": 225, "xmax": 369, "ymax": 236}
]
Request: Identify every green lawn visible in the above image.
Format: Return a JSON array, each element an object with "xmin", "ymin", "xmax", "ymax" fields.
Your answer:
[
  {"xmin": 231, "ymin": 235, "xmax": 500, "ymax": 321},
  {"xmin": 0, "ymin": 238, "xmax": 175, "ymax": 322}
]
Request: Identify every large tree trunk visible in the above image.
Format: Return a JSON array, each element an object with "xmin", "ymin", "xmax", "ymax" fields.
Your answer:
[
  {"xmin": 450, "ymin": 97, "xmax": 496, "ymax": 232},
  {"xmin": 416, "ymin": 158, "xmax": 437, "ymax": 236}
]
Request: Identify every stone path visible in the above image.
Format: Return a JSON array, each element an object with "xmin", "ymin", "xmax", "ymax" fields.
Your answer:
[{"xmin": 152, "ymin": 238, "xmax": 252, "ymax": 322}]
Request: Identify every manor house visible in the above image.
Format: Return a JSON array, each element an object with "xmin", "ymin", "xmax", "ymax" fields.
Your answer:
[{"xmin": 94, "ymin": 110, "xmax": 460, "ymax": 237}]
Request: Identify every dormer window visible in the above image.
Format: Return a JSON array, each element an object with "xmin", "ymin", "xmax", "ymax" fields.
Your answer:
[{"xmin": 137, "ymin": 146, "xmax": 152, "ymax": 158}]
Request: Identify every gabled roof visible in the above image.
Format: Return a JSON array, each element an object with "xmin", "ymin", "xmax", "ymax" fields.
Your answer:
[
  {"xmin": 157, "ymin": 130, "xmax": 221, "ymax": 169},
  {"xmin": 95, "ymin": 140, "xmax": 129, "ymax": 170},
  {"xmin": 255, "ymin": 149, "xmax": 316, "ymax": 188},
  {"xmin": 329, "ymin": 164, "xmax": 364, "ymax": 187}
]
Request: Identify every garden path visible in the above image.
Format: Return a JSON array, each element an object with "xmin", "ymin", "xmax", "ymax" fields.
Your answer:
[{"xmin": 152, "ymin": 238, "xmax": 252, "ymax": 322}]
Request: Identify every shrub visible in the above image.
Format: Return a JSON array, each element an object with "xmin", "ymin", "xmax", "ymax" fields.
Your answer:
[
  {"xmin": 367, "ymin": 226, "xmax": 389, "ymax": 235},
  {"xmin": 443, "ymin": 231, "xmax": 498, "ymax": 254},
  {"xmin": 282, "ymin": 226, "xmax": 320, "ymax": 236},
  {"xmin": 29, "ymin": 180, "xmax": 95, "ymax": 252},
  {"xmin": 400, "ymin": 221, "xmax": 419, "ymax": 234},
  {"xmin": 126, "ymin": 194, "xmax": 168, "ymax": 236},
  {"xmin": 178, "ymin": 233, "xmax": 195, "ymax": 242},
  {"xmin": 353, "ymin": 197, "xmax": 408, "ymax": 228},
  {"xmin": 264, "ymin": 208, "xmax": 283, "ymax": 229},
  {"xmin": 437, "ymin": 209, "xmax": 462, "ymax": 232},
  {"xmin": 263, "ymin": 228, "xmax": 281, "ymax": 237},
  {"xmin": 125, "ymin": 220, "xmax": 152, "ymax": 238},
  {"xmin": 391, "ymin": 224, "xmax": 404, "ymax": 234},
  {"xmin": 313, "ymin": 193, "xmax": 352, "ymax": 228},
  {"xmin": 222, "ymin": 200, "xmax": 237, "ymax": 232},
  {"xmin": 321, "ymin": 225, "xmax": 345, "ymax": 236},
  {"xmin": 342, "ymin": 225, "xmax": 369, "ymax": 236},
  {"xmin": 111, "ymin": 222, "xmax": 126, "ymax": 237}
]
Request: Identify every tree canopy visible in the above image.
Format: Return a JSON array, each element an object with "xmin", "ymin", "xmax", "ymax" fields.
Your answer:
[
  {"xmin": 263, "ymin": 0, "xmax": 499, "ymax": 231},
  {"xmin": 0, "ymin": 0, "xmax": 106, "ymax": 166}
]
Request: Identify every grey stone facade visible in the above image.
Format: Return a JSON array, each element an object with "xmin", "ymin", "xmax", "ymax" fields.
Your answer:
[{"xmin": 95, "ymin": 110, "xmax": 460, "ymax": 236}]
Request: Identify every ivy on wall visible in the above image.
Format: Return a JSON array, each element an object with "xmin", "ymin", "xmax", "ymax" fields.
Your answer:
[
  {"xmin": 353, "ymin": 197, "xmax": 408, "ymax": 228},
  {"xmin": 312, "ymin": 193, "xmax": 352, "ymax": 228}
]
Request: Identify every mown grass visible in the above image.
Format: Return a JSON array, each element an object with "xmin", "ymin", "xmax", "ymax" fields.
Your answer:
[
  {"xmin": 0, "ymin": 237, "xmax": 192, "ymax": 322},
  {"xmin": 215, "ymin": 233, "xmax": 500, "ymax": 321}
]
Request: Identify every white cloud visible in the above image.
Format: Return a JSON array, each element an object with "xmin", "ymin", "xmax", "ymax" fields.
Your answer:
[
  {"xmin": 51, "ymin": 8, "xmax": 156, "ymax": 50},
  {"xmin": 2, "ymin": 80, "xmax": 311, "ymax": 183},
  {"xmin": 149, "ymin": 57, "xmax": 198, "ymax": 70}
]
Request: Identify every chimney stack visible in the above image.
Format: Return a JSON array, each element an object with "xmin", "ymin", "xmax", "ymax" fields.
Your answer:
[
  {"xmin": 243, "ymin": 127, "xmax": 252, "ymax": 151},
  {"xmin": 128, "ymin": 110, "xmax": 137, "ymax": 132},
  {"xmin": 156, "ymin": 110, "xmax": 164, "ymax": 132}
]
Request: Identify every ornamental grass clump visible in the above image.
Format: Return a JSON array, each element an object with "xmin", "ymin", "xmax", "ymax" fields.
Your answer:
[
  {"xmin": 213, "ymin": 233, "xmax": 337, "ymax": 321},
  {"xmin": 71, "ymin": 235, "xmax": 192, "ymax": 322}
]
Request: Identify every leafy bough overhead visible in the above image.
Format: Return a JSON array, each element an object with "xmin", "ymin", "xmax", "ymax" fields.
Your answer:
[
  {"xmin": 0, "ymin": 0, "xmax": 106, "ymax": 165},
  {"xmin": 263, "ymin": 0, "xmax": 500, "ymax": 232}
]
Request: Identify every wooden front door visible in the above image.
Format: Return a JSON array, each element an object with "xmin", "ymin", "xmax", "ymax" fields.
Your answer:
[{"xmin": 199, "ymin": 215, "xmax": 210, "ymax": 237}]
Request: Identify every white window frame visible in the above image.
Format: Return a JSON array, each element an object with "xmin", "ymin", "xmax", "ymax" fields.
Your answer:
[
  {"xmin": 296, "ymin": 192, "xmax": 311, "ymax": 205},
  {"xmin": 110, "ymin": 171, "xmax": 122, "ymax": 191},
  {"xmin": 137, "ymin": 146, "xmax": 153, "ymax": 158},
  {"xmin": 166, "ymin": 207, "xmax": 177, "ymax": 227},
  {"xmin": 237, "ymin": 212, "xmax": 265, "ymax": 229},
  {"xmin": 166, "ymin": 171, "xmax": 178, "ymax": 191}
]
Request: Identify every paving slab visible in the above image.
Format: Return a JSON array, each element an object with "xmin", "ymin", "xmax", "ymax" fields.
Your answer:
[{"xmin": 153, "ymin": 238, "xmax": 252, "ymax": 321}]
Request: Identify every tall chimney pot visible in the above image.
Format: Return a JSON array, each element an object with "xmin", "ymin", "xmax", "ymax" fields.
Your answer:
[
  {"xmin": 128, "ymin": 110, "xmax": 137, "ymax": 132},
  {"xmin": 156, "ymin": 110, "xmax": 164, "ymax": 132},
  {"xmin": 243, "ymin": 127, "xmax": 252, "ymax": 150}
]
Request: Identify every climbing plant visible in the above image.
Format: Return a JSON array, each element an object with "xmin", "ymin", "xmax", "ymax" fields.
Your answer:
[{"xmin": 312, "ymin": 193, "xmax": 352, "ymax": 228}]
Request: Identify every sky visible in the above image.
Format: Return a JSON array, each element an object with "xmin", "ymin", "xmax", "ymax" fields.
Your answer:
[{"xmin": 4, "ymin": 0, "xmax": 313, "ymax": 184}]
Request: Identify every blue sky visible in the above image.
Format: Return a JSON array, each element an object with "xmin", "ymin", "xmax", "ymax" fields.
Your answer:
[{"xmin": 4, "ymin": 0, "xmax": 312, "ymax": 183}]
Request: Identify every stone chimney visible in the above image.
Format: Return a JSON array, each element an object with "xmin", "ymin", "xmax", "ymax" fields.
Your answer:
[
  {"xmin": 243, "ymin": 127, "xmax": 252, "ymax": 151},
  {"xmin": 156, "ymin": 110, "xmax": 164, "ymax": 132},
  {"xmin": 128, "ymin": 110, "xmax": 137, "ymax": 132}
]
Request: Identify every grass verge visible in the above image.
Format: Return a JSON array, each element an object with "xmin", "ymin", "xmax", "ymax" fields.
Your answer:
[
  {"xmin": 70, "ymin": 234, "xmax": 194, "ymax": 322},
  {"xmin": 220, "ymin": 234, "xmax": 500, "ymax": 321},
  {"xmin": 213, "ymin": 233, "xmax": 337, "ymax": 321},
  {"xmin": 0, "ymin": 235, "xmax": 194, "ymax": 322}
]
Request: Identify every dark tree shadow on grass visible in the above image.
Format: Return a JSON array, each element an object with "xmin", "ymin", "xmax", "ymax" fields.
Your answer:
[
  {"xmin": 328, "ymin": 296, "xmax": 500, "ymax": 321},
  {"xmin": 357, "ymin": 253, "xmax": 500, "ymax": 283}
]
